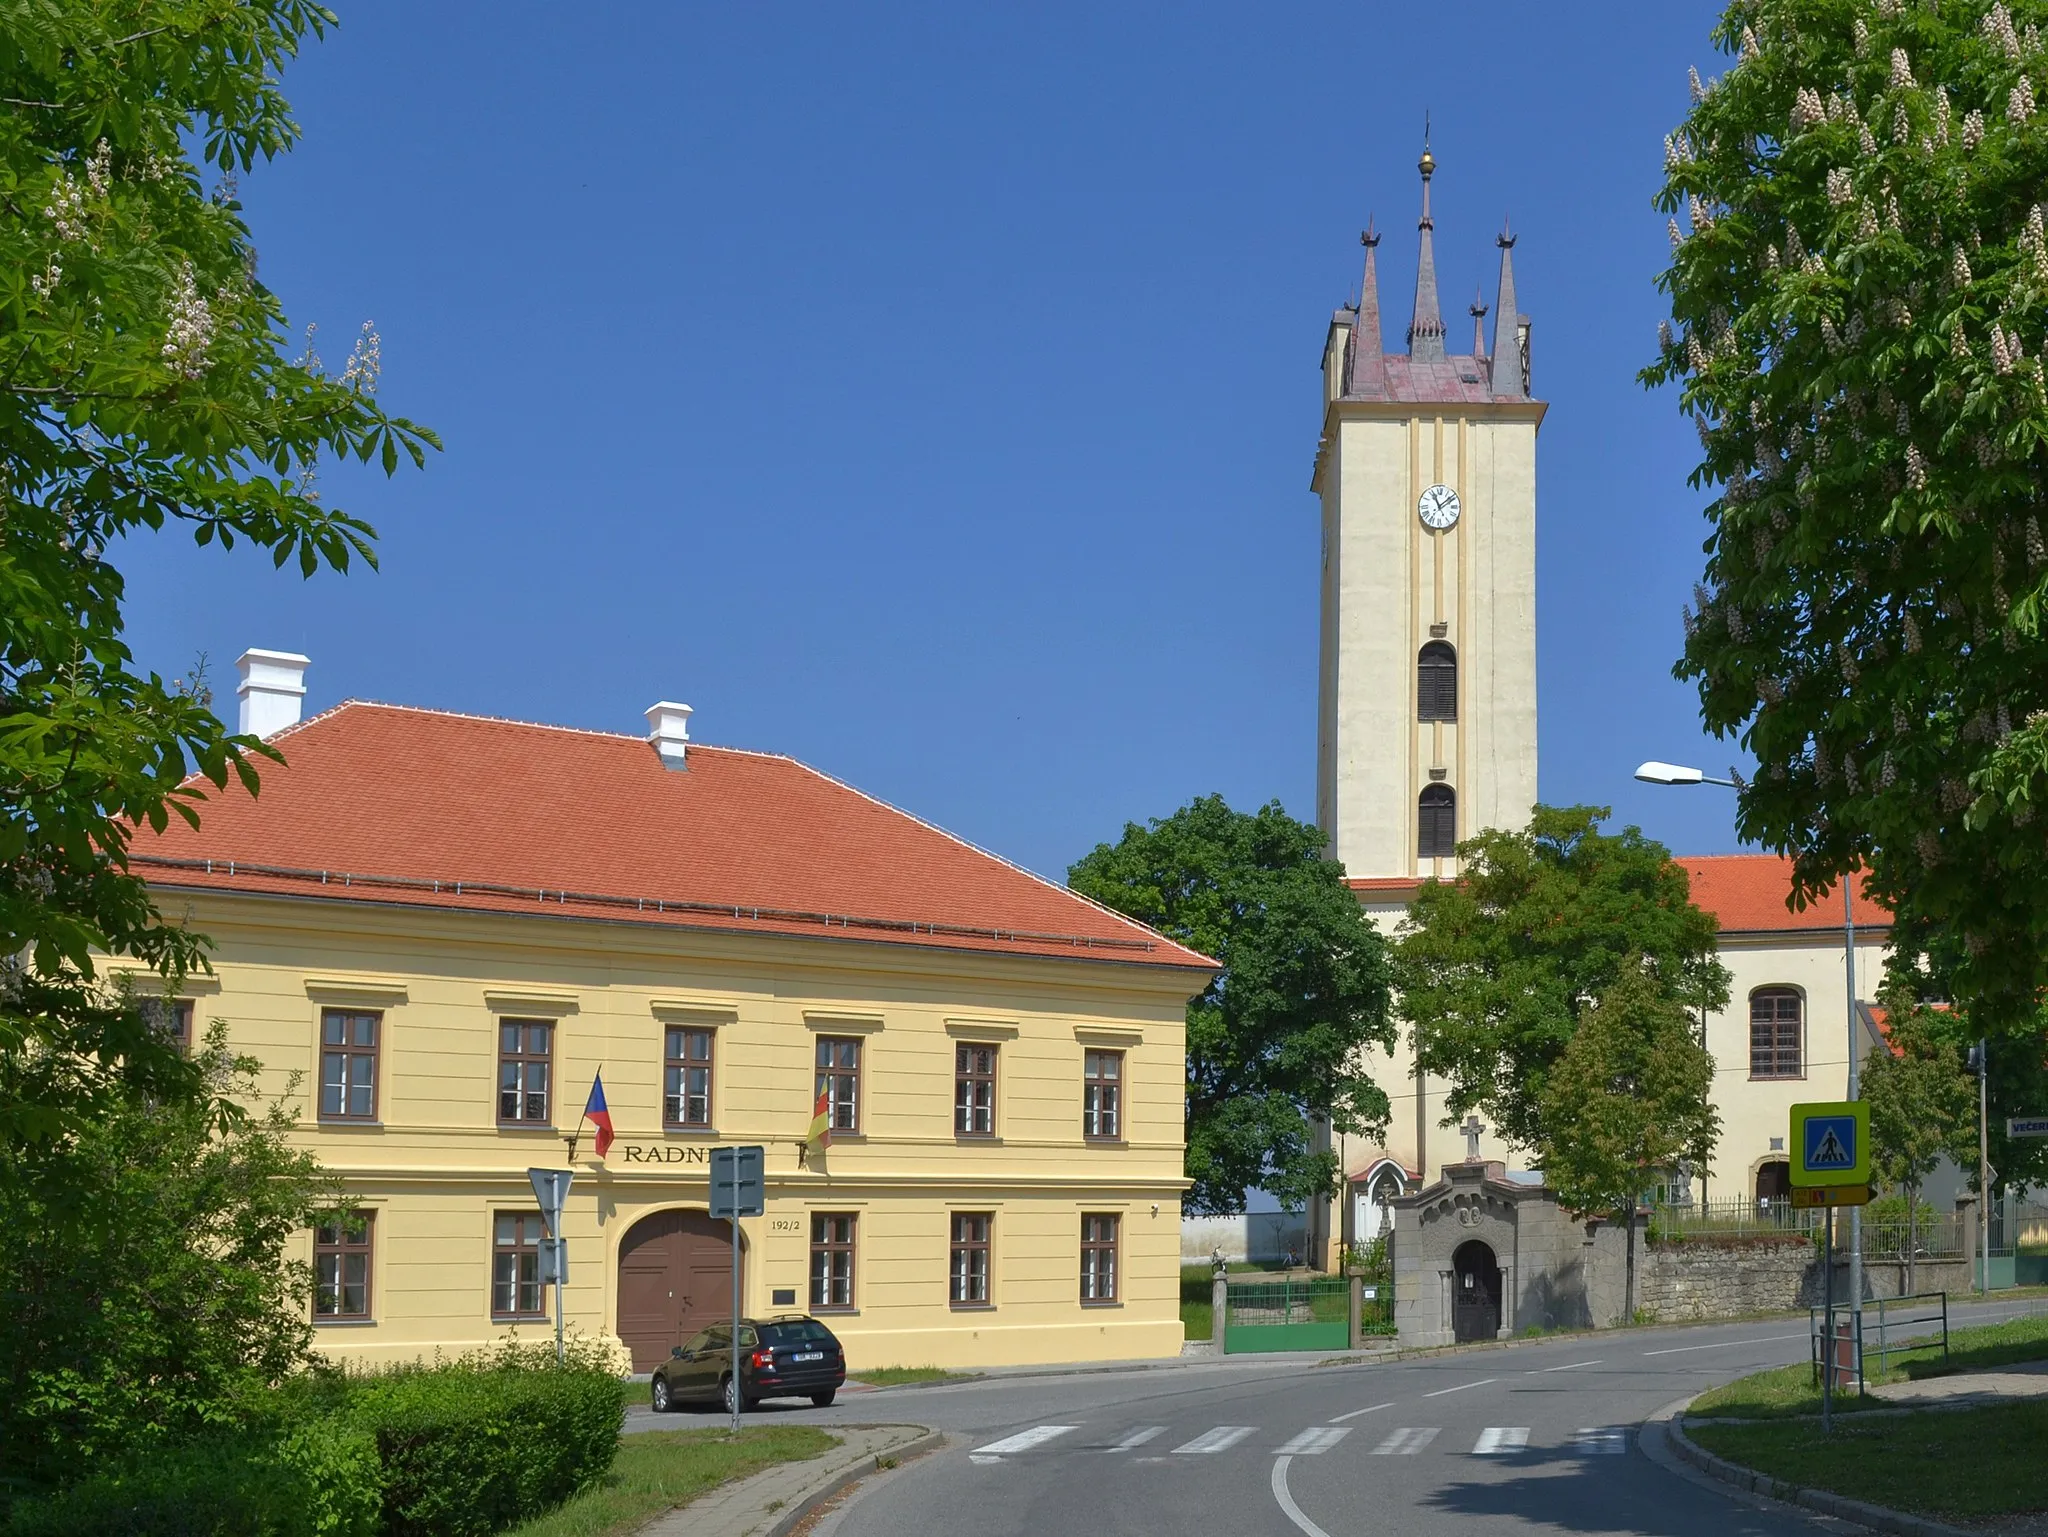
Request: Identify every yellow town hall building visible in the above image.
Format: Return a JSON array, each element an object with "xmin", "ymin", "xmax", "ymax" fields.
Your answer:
[{"xmin": 131, "ymin": 671, "xmax": 1212, "ymax": 1372}]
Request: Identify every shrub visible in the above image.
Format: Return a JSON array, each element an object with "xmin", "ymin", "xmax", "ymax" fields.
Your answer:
[{"xmin": 346, "ymin": 1353, "xmax": 623, "ymax": 1537}]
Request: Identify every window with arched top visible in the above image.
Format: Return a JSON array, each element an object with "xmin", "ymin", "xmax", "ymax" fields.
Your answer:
[
  {"xmin": 1749, "ymin": 988, "xmax": 1804, "ymax": 1079},
  {"xmin": 1418, "ymin": 785, "xmax": 1457, "ymax": 859},
  {"xmin": 1418, "ymin": 641, "xmax": 1458, "ymax": 722}
]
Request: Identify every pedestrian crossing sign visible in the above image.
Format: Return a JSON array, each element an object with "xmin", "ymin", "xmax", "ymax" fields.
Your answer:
[{"xmin": 1788, "ymin": 1100, "xmax": 1870, "ymax": 1188}]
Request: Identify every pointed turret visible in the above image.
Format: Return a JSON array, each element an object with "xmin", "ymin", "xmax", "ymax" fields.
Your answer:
[
  {"xmin": 1407, "ymin": 139, "xmax": 1447, "ymax": 363},
  {"xmin": 1490, "ymin": 221, "xmax": 1528, "ymax": 399},
  {"xmin": 1469, "ymin": 288, "xmax": 1489, "ymax": 360},
  {"xmin": 1345, "ymin": 220, "xmax": 1385, "ymax": 397}
]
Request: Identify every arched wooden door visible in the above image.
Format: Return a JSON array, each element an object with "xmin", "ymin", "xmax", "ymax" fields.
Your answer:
[
  {"xmin": 616, "ymin": 1209, "xmax": 743, "ymax": 1373},
  {"xmin": 1452, "ymin": 1239, "xmax": 1502, "ymax": 1342}
]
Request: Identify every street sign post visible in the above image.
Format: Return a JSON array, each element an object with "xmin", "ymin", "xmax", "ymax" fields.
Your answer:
[
  {"xmin": 1789, "ymin": 1101, "xmax": 1871, "ymax": 1188},
  {"xmin": 528, "ymin": 1168, "xmax": 574, "ymax": 1365},
  {"xmin": 1792, "ymin": 1184, "xmax": 1872, "ymax": 1210},
  {"xmin": 2008, "ymin": 1116, "xmax": 2048, "ymax": 1139},
  {"xmin": 710, "ymin": 1147, "xmax": 766, "ymax": 1434}
]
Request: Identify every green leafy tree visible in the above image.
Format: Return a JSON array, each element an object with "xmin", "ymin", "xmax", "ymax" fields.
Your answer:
[
  {"xmin": 0, "ymin": 1024, "xmax": 341, "ymax": 1495},
  {"xmin": 1393, "ymin": 805, "xmax": 1730, "ymax": 1155},
  {"xmin": 1068, "ymin": 795, "xmax": 1395, "ymax": 1215},
  {"xmin": 1862, "ymin": 978, "xmax": 1975, "ymax": 1289},
  {"xmin": 1537, "ymin": 966, "xmax": 1722, "ymax": 1324},
  {"xmin": 0, "ymin": 2, "xmax": 436, "ymax": 1144},
  {"xmin": 1651, "ymin": 0, "xmax": 2048, "ymax": 1033}
]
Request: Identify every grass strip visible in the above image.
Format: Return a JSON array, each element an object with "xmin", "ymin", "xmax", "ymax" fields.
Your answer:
[
  {"xmin": 503, "ymin": 1425, "xmax": 835, "ymax": 1537},
  {"xmin": 847, "ymin": 1366, "xmax": 966, "ymax": 1387},
  {"xmin": 1689, "ymin": 1310, "xmax": 2048, "ymax": 1420},
  {"xmin": 1689, "ymin": 1399, "xmax": 2048, "ymax": 1522}
]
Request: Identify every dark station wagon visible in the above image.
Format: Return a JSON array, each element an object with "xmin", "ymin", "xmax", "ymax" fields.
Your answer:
[{"xmin": 649, "ymin": 1314, "xmax": 847, "ymax": 1415}]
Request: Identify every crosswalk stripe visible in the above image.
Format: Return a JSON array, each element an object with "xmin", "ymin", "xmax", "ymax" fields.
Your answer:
[
  {"xmin": 1472, "ymin": 1427, "xmax": 1530, "ymax": 1455},
  {"xmin": 977, "ymin": 1425, "xmax": 1077, "ymax": 1457},
  {"xmin": 1275, "ymin": 1426, "xmax": 1351, "ymax": 1457},
  {"xmin": 1371, "ymin": 1427, "xmax": 1439, "ymax": 1455},
  {"xmin": 1105, "ymin": 1425, "xmax": 1166, "ymax": 1452},
  {"xmin": 1573, "ymin": 1427, "xmax": 1629, "ymax": 1455},
  {"xmin": 1172, "ymin": 1425, "xmax": 1255, "ymax": 1455}
]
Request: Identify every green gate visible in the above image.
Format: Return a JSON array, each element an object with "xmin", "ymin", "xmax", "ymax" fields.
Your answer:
[{"xmin": 1223, "ymin": 1276, "xmax": 1351, "ymax": 1354}]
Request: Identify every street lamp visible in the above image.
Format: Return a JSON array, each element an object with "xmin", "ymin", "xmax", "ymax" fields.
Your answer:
[{"xmin": 1634, "ymin": 759, "xmax": 1866, "ymax": 1321}]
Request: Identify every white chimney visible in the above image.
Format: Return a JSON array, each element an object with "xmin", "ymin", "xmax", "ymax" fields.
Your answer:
[
  {"xmin": 645, "ymin": 701, "xmax": 693, "ymax": 769},
  {"xmin": 236, "ymin": 649, "xmax": 310, "ymax": 737}
]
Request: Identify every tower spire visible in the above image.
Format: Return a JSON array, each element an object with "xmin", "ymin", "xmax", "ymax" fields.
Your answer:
[
  {"xmin": 1345, "ymin": 219, "xmax": 1385, "ymax": 397},
  {"xmin": 1490, "ymin": 218, "xmax": 1528, "ymax": 399},
  {"xmin": 1408, "ymin": 126, "xmax": 1447, "ymax": 363},
  {"xmin": 1469, "ymin": 287, "xmax": 1489, "ymax": 359}
]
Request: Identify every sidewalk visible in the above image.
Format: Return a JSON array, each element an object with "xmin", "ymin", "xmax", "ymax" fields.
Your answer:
[
  {"xmin": 636, "ymin": 1423, "xmax": 937, "ymax": 1537},
  {"xmin": 1869, "ymin": 1356, "xmax": 2048, "ymax": 1411}
]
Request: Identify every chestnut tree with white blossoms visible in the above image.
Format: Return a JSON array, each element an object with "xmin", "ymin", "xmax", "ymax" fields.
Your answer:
[{"xmin": 1652, "ymin": 0, "xmax": 2048, "ymax": 1034}]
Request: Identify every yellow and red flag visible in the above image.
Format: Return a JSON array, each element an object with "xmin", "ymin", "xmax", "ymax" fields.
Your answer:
[{"xmin": 807, "ymin": 1086, "xmax": 832, "ymax": 1153}]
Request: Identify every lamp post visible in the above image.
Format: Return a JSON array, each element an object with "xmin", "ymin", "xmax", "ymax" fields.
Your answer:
[{"xmin": 1633, "ymin": 760, "xmax": 1866, "ymax": 1324}]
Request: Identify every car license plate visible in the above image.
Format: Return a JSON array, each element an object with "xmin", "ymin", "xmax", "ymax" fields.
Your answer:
[{"xmin": 793, "ymin": 1350, "xmax": 824, "ymax": 1362}]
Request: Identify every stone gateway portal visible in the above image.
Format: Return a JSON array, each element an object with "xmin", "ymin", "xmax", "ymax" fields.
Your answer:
[
  {"xmin": 1452, "ymin": 1239, "xmax": 1502, "ymax": 1342},
  {"xmin": 616, "ymin": 1209, "xmax": 742, "ymax": 1372}
]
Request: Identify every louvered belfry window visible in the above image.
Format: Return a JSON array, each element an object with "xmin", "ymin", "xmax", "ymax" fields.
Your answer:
[
  {"xmin": 1418, "ymin": 785, "xmax": 1457, "ymax": 859},
  {"xmin": 1418, "ymin": 641, "xmax": 1458, "ymax": 722}
]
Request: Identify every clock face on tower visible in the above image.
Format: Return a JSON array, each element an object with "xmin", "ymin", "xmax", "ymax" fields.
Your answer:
[{"xmin": 1418, "ymin": 484, "xmax": 1462, "ymax": 530}]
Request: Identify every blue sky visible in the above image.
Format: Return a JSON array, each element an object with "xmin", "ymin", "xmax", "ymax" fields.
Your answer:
[{"xmin": 123, "ymin": 0, "xmax": 1748, "ymax": 881}]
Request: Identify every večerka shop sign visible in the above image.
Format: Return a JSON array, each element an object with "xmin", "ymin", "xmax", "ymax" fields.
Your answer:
[{"xmin": 618, "ymin": 1145, "xmax": 712, "ymax": 1165}]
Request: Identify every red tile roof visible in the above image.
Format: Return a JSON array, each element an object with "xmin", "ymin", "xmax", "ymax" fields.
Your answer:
[
  {"xmin": 131, "ymin": 701, "xmax": 1214, "ymax": 971},
  {"xmin": 1673, "ymin": 855, "xmax": 1889, "ymax": 935}
]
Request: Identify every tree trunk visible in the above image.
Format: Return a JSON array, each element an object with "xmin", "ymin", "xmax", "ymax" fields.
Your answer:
[
  {"xmin": 1905, "ymin": 1180, "xmax": 1917, "ymax": 1296},
  {"xmin": 1623, "ymin": 1207, "xmax": 1638, "ymax": 1325}
]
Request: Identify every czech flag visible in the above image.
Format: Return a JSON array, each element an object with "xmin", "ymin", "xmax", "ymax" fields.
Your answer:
[
  {"xmin": 807, "ymin": 1085, "xmax": 832, "ymax": 1153},
  {"xmin": 583, "ymin": 1072, "xmax": 614, "ymax": 1159}
]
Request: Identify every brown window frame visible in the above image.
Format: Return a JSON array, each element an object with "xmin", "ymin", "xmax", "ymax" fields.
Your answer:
[
  {"xmin": 955, "ymin": 1043, "xmax": 997, "ymax": 1137},
  {"xmin": 1417, "ymin": 640, "xmax": 1458, "ymax": 723},
  {"xmin": 1749, "ymin": 988, "xmax": 1805, "ymax": 1079},
  {"xmin": 319, "ymin": 1009, "xmax": 381, "ymax": 1123},
  {"xmin": 314, "ymin": 1210, "xmax": 374, "ymax": 1321},
  {"xmin": 1083, "ymin": 1049, "xmax": 1123, "ymax": 1141},
  {"xmin": 950, "ymin": 1212, "xmax": 992, "ymax": 1307},
  {"xmin": 142, "ymin": 997, "xmax": 194, "ymax": 1054},
  {"xmin": 810, "ymin": 1212, "xmax": 857, "ymax": 1312},
  {"xmin": 664, "ymin": 1025, "xmax": 715, "ymax": 1129},
  {"xmin": 1418, "ymin": 784, "xmax": 1457, "ymax": 860},
  {"xmin": 496, "ymin": 1018, "xmax": 554, "ymax": 1127},
  {"xmin": 491, "ymin": 1211, "xmax": 548, "ymax": 1320},
  {"xmin": 1080, "ymin": 1212, "xmax": 1120, "ymax": 1304},
  {"xmin": 816, "ymin": 1037, "xmax": 861, "ymax": 1135}
]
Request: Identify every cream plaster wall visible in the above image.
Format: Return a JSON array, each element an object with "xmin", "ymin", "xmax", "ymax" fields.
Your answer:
[{"xmin": 133, "ymin": 888, "xmax": 1198, "ymax": 1372}]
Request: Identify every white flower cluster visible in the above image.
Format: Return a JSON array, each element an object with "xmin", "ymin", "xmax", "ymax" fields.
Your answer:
[
  {"xmin": 1827, "ymin": 167, "xmax": 1855, "ymax": 206},
  {"xmin": 30, "ymin": 259, "xmax": 61, "ymax": 301},
  {"xmin": 1936, "ymin": 87, "xmax": 1953, "ymax": 145},
  {"xmin": 1953, "ymin": 244, "xmax": 1974, "ymax": 284},
  {"xmin": 1963, "ymin": 108, "xmax": 1986, "ymax": 150},
  {"xmin": 341, "ymin": 321, "xmax": 381, "ymax": 395},
  {"xmin": 1791, "ymin": 86, "xmax": 1826, "ymax": 131},
  {"xmin": 1689, "ymin": 193, "xmax": 1715, "ymax": 231},
  {"xmin": 1859, "ymin": 120, "xmax": 1880, "ymax": 156},
  {"xmin": 161, "ymin": 261, "xmax": 217, "ymax": 381},
  {"xmin": 1890, "ymin": 47, "xmax": 1915, "ymax": 90},
  {"xmin": 1853, "ymin": 18, "xmax": 1871, "ymax": 56},
  {"xmin": 1689, "ymin": 65, "xmax": 1705, "ymax": 105},
  {"xmin": 1741, "ymin": 26, "xmax": 1761, "ymax": 62},
  {"xmin": 1894, "ymin": 100, "xmax": 1913, "ymax": 143},
  {"xmin": 1952, "ymin": 318, "xmax": 1973, "ymax": 361},
  {"xmin": 1992, "ymin": 321, "xmax": 2019, "ymax": 373},
  {"xmin": 1984, "ymin": 3, "xmax": 2022, "ymax": 60},
  {"xmin": 43, "ymin": 171, "xmax": 86, "ymax": 243},
  {"xmin": 2024, "ymin": 205, "xmax": 2048, "ymax": 282},
  {"xmin": 84, "ymin": 139, "xmax": 111, "ymax": 201},
  {"xmin": 2011, "ymin": 75, "xmax": 2036, "ymax": 126},
  {"xmin": 1658, "ymin": 319, "xmax": 1674, "ymax": 350},
  {"xmin": 1858, "ymin": 200, "xmax": 1881, "ymax": 240},
  {"xmin": 1668, "ymin": 217, "xmax": 1684, "ymax": 253}
]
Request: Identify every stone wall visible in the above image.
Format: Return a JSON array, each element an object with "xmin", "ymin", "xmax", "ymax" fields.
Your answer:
[{"xmin": 1637, "ymin": 1236, "xmax": 1973, "ymax": 1321}]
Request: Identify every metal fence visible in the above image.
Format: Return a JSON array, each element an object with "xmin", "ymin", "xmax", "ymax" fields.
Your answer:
[
  {"xmin": 1649, "ymin": 1197, "xmax": 1821, "ymax": 1238},
  {"xmin": 1223, "ymin": 1276, "xmax": 1352, "ymax": 1355}
]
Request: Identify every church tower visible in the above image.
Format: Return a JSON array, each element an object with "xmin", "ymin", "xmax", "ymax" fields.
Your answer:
[
  {"xmin": 1311, "ymin": 142, "xmax": 1544, "ymax": 1240},
  {"xmin": 1314, "ymin": 141, "xmax": 1541, "ymax": 881}
]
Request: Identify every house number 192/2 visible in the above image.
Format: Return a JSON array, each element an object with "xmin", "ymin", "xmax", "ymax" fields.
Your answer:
[{"xmin": 769, "ymin": 1219, "xmax": 803, "ymax": 1233}]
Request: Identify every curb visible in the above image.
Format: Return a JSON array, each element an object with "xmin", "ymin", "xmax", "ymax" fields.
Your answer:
[
  {"xmin": 766, "ymin": 1425, "xmax": 944, "ymax": 1537},
  {"xmin": 1664, "ymin": 1398, "xmax": 1974, "ymax": 1537}
]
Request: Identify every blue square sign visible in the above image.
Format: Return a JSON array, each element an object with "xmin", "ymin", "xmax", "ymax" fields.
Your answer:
[{"xmin": 1790, "ymin": 1101, "xmax": 1871, "ymax": 1187}]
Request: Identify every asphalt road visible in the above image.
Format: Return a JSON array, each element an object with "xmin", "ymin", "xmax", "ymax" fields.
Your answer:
[{"xmin": 624, "ymin": 1296, "xmax": 2048, "ymax": 1537}]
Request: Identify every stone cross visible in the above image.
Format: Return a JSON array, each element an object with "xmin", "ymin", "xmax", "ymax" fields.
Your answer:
[{"xmin": 1462, "ymin": 1114, "xmax": 1486, "ymax": 1162}]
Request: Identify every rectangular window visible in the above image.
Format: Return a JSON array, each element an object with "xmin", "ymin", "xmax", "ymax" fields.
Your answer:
[
  {"xmin": 664, "ymin": 1026, "xmax": 715, "ymax": 1128},
  {"xmin": 497, "ymin": 1019, "xmax": 553, "ymax": 1125},
  {"xmin": 492, "ymin": 1212, "xmax": 547, "ymax": 1318},
  {"xmin": 955, "ymin": 1044, "xmax": 996, "ymax": 1137},
  {"xmin": 319, "ymin": 1010, "xmax": 380, "ymax": 1122},
  {"xmin": 810, "ymin": 1213, "xmax": 857, "ymax": 1310},
  {"xmin": 1749, "ymin": 989, "xmax": 1804, "ymax": 1079},
  {"xmin": 142, "ymin": 998, "xmax": 193, "ymax": 1053},
  {"xmin": 314, "ymin": 1211, "xmax": 374, "ymax": 1320},
  {"xmin": 816, "ymin": 1037, "xmax": 861, "ymax": 1134},
  {"xmin": 1080, "ymin": 1213, "xmax": 1119, "ymax": 1303},
  {"xmin": 1083, "ymin": 1050, "xmax": 1122, "ymax": 1141},
  {"xmin": 950, "ymin": 1212, "xmax": 992, "ymax": 1306}
]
